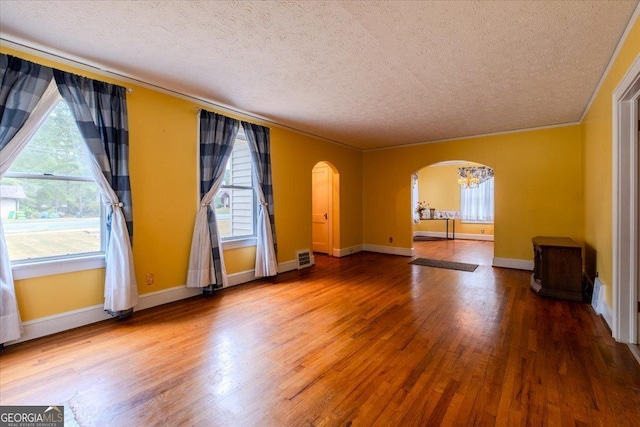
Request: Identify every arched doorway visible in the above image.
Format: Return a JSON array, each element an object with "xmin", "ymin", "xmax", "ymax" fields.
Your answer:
[
  {"xmin": 412, "ymin": 160, "xmax": 495, "ymax": 264},
  {"xmin": 312, "ymin": 161, "xmax": 340, "ymax": 255}
]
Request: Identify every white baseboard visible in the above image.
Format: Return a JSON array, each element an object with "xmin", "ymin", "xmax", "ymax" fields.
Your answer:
[
  {"xmin": 333, "ymin": 245, "xmax": 364, "ymax": 257},
  {"xmin": 278, "ymin": 255, "xmax": 315, "ymax": 273},
  {"xmin": 8, "ymin": 265, "xmax": 289, "ymax": 346},
  {"xmin": 629, "ymin": 344, "xmax": 640, "ymax": 366},
  {"xmin": 601, "ymin": 297, "xmax": 614, "ymax": 332},
  {"xmin": 225, "ymin": 269, "xmax": 259, "ymax": 288},
  {"xmin": 492, "ymin": 257, "xmax": 534, "ymax": 271},
  {"xmin": 11, "ymin": 283, "xmax": 203, "ymax": 346},
  {"xmin": 363, "ymin": 244, "xmax": 413, "ymax": 257},
  {"xmin": 414, "ymin": 231, "xmax": 494, "ymax": 241}
]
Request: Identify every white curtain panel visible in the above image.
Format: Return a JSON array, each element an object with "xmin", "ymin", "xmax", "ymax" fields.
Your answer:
[
  {"xmin": 82, "ymin": 142, "xmax": 138, "ymax": 311},
  {"xmin": 0, "ymin": 80, "xmax": 59, "ymax": 342},
  {"xmin": 254, "ymin": 190, "xmax": 277, "ymax": 277},
  {"xmin": 186, "ymin": 176, "xmax": 228, "ymax": 288}
]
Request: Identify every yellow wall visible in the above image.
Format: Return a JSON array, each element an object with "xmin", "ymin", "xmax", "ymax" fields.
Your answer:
[
  {"xmin": 581, "ymin": 14, "xmax": 640, "ymax": 305},
  {"xmin": 4, "ymin": 10, "xmax": 638, "ymax": 324},
  {"xmin": 2, "ymin": 47, "xmax": 362, "ymax": 321},
  {"xmin": 363, "ymin": 125, "xmax": 583, "ymax": 261},
  {"xmin": 414, "ymin": 163, "xmax": 494, "ymax": 236}
]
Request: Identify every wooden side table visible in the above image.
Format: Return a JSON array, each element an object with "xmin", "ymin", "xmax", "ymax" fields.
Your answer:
[{"xmin": 530, "ymin": 236, "xmax": 583, "ymax": 301}]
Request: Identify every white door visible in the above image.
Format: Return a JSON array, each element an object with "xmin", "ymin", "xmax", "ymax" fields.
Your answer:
[{"xmin": 312, "ymin": 163, "xmax": 332, "ymax": 254}]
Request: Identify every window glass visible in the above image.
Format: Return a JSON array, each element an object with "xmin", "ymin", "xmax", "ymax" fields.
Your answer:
[
  {"xmin": 214, "ymin": 136, "xmax": 255, "ymax": 239},
  {"xmin": 1, "ymin": 101, "xmax": 102, "ymax": 261},
  {"xmin": 460, "ymin": 177, "xmax": 494, "ymax": 223}
]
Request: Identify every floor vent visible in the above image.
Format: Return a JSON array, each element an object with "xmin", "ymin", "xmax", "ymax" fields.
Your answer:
[{"xmin": 296, "ymin": 249, "xmax": 312, "ymax": 269}]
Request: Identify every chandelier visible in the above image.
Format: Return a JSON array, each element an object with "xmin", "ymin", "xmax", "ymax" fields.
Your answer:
[
  {"xmin": 458, "ymin": 170, "xmax": 480, "ymax": 188},
  {"xmin": 458, "ymin": 166, "xmax": 494, "ymax": 189}
]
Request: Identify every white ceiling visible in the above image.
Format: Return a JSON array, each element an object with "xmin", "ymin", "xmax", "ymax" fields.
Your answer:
[{"xmin": 0, "ymin": 1, "xmax": 637, "ymax": 150}]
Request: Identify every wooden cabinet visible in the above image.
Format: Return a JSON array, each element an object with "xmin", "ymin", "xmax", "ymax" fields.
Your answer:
[{"xmin": 530, "ymin": 236, "xmax": 583, "ymax": 302}]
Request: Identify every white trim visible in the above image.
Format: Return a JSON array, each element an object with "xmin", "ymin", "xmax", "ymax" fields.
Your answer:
[
  {"xmin": 224, "ymin": 269, "xmax": 259, "ymax": 288},
  {"xmin": 414, "ymin": 231, "xmax": 494, "ymax": 242},
  {"xmin": 492, "ymin": 257, "xmax": 534, "ymax": 271},
  {"xmin": 12, "ymin": 254, "xmax": 105, "ymax": 280},
  {"xmin": 134, "ymin": 285, "xmax": 201, "ymax": 311},
  {"xmin": 9, "ymin": 303, "xmax": 111, "ymax": 345},
  {"xmin": 366, "ymin": 122, "xmax": 579, "ymax": 152},
  {"xmin": 601, "ymin": 297, "xmax": 614, "ymax": 332},
  {"xmin": 8, "ymin": 284, "xmax": 203, "ymax": 345},
  {"xmin": 5, "ymin": 266, "xmax": 270, "ymax": 345},
  {"xmin": 581, "ymin": 3, "xmax": 640, "ymax": 122},
  {"xmin": 628, "ymin": 344, "xmax": 640, "ymax": 366},
  {"xmin": 221, "ymin": 237, "xmax": 257, "ymax": 250},
  {"xmin": 278, "ymin": 255, "xmax": 316, "ymax": 273},
  {"xmin": 363, "ymin": 244, "xmax": 414, "ymax": 257},
  {"xmin": 612, "ymin": 53, "xmax": 640, "ymax": 344},
  {"xmin": 333, "ymin": 245, "xmax": 364, "ymax": 257}
]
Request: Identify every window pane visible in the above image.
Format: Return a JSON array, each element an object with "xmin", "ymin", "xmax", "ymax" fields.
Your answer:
[
  {"xmin": 460, "ymin": 178, "xmax": 494, "ymax": 222},
  {"xmin": 1, "ymin": 99, "xmax": 103, "ymax": 262},
  {"xmin": 1, "ymin": 178, "xmax": 101, "ymax": 260},
  {"xmin": 214, "ymin": 188, "xmax": 254, "ymax": 239},
  {"xmin": 225, "ymin": 139, "xmax": 252, "ymax": 187},
  {"xmin": 8, "ymin": 101, "xmax": 91, "ymax": 177}
]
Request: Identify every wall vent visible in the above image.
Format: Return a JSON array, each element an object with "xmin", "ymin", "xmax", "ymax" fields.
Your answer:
[{"xmin": 296, "ymin": 249, "xmax": 312, "ymax": 269}]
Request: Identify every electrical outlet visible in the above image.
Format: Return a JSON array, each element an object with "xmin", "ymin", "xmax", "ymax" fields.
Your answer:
[
  {"xmin": 145, "ymin": 273, "xmax": 154, "ymax": 286},
  {"xmin": 389, "ymin": 237, "xmax": 393, "ymax": 243},
  {"xmin": 481, "ymin": 229, "xmax": 485, "ymax": 234}
]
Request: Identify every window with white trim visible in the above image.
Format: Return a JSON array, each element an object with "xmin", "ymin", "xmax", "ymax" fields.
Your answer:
[
  {"xmin": 0, "ymin": 100, "xmax": 104, "ymax": 262},
  {"xmin": 213, "ymin": 130, "xmax": 256, "ymax": 240}
]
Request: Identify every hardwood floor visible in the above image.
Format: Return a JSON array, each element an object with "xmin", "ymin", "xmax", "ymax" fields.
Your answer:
[{"xmin": 1, "ymin": 240, "xmax": 639, "ymax": 426}]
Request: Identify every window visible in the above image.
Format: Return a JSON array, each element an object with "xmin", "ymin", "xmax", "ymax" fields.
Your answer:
[
  {"xmin": 213, "ymin": 130, "xmax": 256, "ymax": 240},
  {"xmin": 1, "ymin": 100, "xmax": 103, "ymax": 263},
  {"xmin": 460, "ymin": 177, "xmax": 494, "ymax": 223}
]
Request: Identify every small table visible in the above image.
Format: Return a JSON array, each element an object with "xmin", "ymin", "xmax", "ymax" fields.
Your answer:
[{"xmin": 420, "ymin": 218, "xmax": 456, "ymax": 240}]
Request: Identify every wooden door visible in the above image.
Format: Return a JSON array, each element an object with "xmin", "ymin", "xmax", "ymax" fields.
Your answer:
[{"xmin": 312, "ymin": 163, "xmax": 331, "ymax": 254}]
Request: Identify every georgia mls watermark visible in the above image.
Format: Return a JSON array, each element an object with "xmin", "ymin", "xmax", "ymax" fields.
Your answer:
[{"xmin": 0, "ymin": 406, "xmax": 64, "ymax": 427}]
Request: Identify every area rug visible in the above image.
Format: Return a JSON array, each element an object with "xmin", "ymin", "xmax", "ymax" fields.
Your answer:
[
  {"xmin": 409, "ymin": 258, "xmax": 478, "ymax": 272},
  {"xmin": 413, "ymin": 236, "xmax": 446, "ymax": 241}
]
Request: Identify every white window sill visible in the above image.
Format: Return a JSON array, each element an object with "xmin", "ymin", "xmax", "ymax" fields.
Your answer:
[
  {"xmin": 221, "ymin": 237, "xmax": 257, "ymax": 250},
  {"xmin": 12, "ymin": 254, "xmax": 106, "ymax": 280}
]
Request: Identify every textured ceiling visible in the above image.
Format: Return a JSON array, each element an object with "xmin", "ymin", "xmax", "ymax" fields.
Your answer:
[{"xmin": 0, "ymin": 1, "xmax": 638, "ymax": 150}]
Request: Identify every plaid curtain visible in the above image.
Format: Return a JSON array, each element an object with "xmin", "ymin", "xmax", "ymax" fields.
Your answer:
[
  {"xmin": 0, "ymin": 54, "xmax": 54, "ymax": 343},
  {"xmin": 53, "ymin": 70, "xmax": 138, "ymax": 313},
  {"xmin": 54, "ymin": 70, "xmax": 133, "ymax": 240},
  {"xmin": 0, "ymin": 54, "xmax": 53, "ymax": 149},
  {"xmin": 242, "ymin": 121, "xmax": 277, "ymax": 277},
  {"xmin": 187, "ymin": 111, "xmax": 239, "ymax": 291}
]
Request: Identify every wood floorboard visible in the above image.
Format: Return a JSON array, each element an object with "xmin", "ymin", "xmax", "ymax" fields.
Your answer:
[{"xmin": 1, "ymin": 240, "xmax": 639, "ymax": 426}]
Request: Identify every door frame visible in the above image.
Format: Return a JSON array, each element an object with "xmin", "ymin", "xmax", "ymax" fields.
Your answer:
[{"xmin": 613, "ymin": 54, "xmax": 640, "ymax": 344}]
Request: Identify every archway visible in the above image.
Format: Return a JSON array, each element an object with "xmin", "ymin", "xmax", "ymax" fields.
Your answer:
[
  {"xmin": 411, "ymin": 160, "xmax": 495, "ymax": 264},
  {"xmin": 312, "ymin": 161, "xmax": 340, "ymax": 256}
]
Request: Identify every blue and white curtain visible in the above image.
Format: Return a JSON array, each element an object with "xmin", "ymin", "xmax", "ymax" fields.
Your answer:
[
  {"xmin": 0, "ymin": 54, "xmax": 138, "ymax": 343},
  {"xmin": 242, "ymin": 122, "xmax": 277, "ymax": 277},
  {"xmin": 54, "ymin": 70, "xmax": 138, "ymax": 314},
  {"xmin": 187, "ymin": 111, "xmax": 239, "ymax": 291},
  {"xmin": 0, "ymin": 54, "xmax": 55, "ymax": 343}
]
